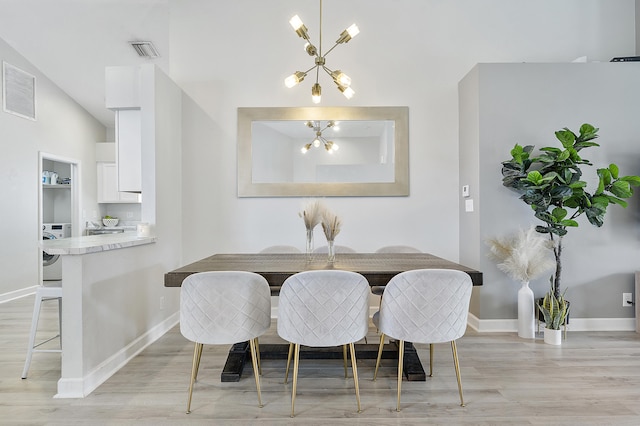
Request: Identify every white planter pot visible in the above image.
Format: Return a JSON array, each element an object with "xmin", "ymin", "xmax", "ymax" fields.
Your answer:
[
  {"xmin": 543, "ymin": 327, "xmax": 562, "ymax": 345},
  {"xmin": 517, "ymin": 281, "xmax": 535, "ymax": 339}
]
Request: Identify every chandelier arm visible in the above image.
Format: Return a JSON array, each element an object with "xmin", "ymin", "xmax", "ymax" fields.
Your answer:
[
  {"xmin": 322, "ymin": 42, "xmax": 341, "ymax": 58},
  {"xmin": 303, "ymin": 64, "xmax": 319, "ymax": 75}
]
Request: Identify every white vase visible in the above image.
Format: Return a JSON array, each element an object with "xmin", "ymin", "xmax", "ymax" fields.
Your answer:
[
  {"xmin": 517, "ymin": 281, "xmax": 535, "ymax": 339},
  {"xmin": 543, "ymin": 327, "xmax": 562, "ymax": 345}
]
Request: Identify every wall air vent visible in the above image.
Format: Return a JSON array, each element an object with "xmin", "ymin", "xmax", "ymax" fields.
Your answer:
[
  {"xmin": 2, "ymin": 61, "xmax": 36, "ymax": 121},
  {"xmin": 129, "ymin": 41, "xmax": 160, "ymax": 59}
]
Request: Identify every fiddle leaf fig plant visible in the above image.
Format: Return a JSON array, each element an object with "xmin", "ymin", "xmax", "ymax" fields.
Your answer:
[{"xmin": 501, "ymin": 124, "xmax": 640, "ymax": 303}]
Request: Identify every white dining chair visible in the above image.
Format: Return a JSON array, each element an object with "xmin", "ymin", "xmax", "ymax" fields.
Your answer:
[
  {"xmin": 180, "ymin": 271, "xmax": 271, "ymax": 414},
  {"xmin": 277, "ymin": 270, "xmax": 370, "ymax": 417},
  {"xmin": 371, "ymin": 246, "xmax": 422, "ymax": 307},
  {"xmin": 21, "ymin": 281, "xmax": 63, "ymax": 379},
  {"xmin": 372, "ymin": 268, "xmax": 472, "ymax": 411}
]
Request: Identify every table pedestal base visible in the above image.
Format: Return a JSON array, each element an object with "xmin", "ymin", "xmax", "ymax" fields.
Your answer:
[{"xmin": 221, "ymin": 341, "xmax": 426, "ymax": 382}]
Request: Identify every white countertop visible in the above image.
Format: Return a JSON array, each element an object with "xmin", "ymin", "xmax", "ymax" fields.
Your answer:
[{"xmin": 41, "ymin": 232, "xmax": 157, "ymax": 255}]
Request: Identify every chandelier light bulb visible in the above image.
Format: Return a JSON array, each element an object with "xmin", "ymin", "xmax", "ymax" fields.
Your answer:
[
  {"xmin": 339, "ymin": 85, "xmax": 355, "ymax": 99},
  {"xmin": 346, "ymin": 24, "xmax": 360, "ymax": 38},
  {"xmin": 301, "ymin": 143, "xmax": 312, "ymax": 154},
  {"xmin": 331, "ymin": 70, "xmax": 351, "ymax": 87},
  {"xmin": 285, "ymin": 71, "xmax": 306, "ymax": 88},
  {"xmin": 336, "ymin": 23, "xmax": 360, "ymax": 44},
  {"xmin": 289, "ymin": 15, "xmax": 309, "ymax": 39},
  {"xmin": 313, "ymin": 138, "xmax": 321, "ymax": 147},
  {"xmin": 311, "ymin": 83, "xmax": 322, "ymax": 104},
  {"xmin": 332, "ymin": 143, "xmax": 339, "ymax": 151},
  {"xmin": 304, "ymin": 42, "xmax": 318, "ymax": 56}
]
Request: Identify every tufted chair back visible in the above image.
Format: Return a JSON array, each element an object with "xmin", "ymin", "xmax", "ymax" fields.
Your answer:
[{"xmin": 377, "ymin": 269, "xmax": 471, "ymax": 343}]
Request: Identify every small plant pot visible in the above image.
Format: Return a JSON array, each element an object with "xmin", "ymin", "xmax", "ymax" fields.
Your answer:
[{"xmin": 543, "ymin": 328, "xmax": 562, "ymax": 345}]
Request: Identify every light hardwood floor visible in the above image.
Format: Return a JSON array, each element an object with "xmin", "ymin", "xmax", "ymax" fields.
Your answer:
[{"xmin": 2, "ymin": 294, "xmax": 640, "ymax": 425}]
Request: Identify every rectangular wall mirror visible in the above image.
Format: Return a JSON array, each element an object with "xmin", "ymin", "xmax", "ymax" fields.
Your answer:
[{"xmin": 237, "ymin": 106, "xmax": 409, "ymax": 197}]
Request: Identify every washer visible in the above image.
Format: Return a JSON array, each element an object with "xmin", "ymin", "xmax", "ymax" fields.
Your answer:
[{"xmin": 43, "ymin": 223, "xmax": 71, "ymax": 281}]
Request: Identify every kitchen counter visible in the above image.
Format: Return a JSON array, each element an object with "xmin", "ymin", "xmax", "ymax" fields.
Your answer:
[{"xmin": 42, "ymin": 232, "xmax": 156, "ymax": 255}]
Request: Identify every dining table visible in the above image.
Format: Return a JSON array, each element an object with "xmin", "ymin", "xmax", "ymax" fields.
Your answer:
[{"xmin": 164, "ymin": 252, "xmax": 482, "ymax": 382}]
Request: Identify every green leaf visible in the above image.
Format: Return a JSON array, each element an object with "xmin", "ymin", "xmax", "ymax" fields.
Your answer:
[
  {"xmin": 560, "ymin": 219, "xmax": 579, "ymax": 227},
  {"xmin": 598, "ymin": 168, "xmax": 612, "ymax": 187},
  {"xmin": 557, "ymin": 150, "xmax": 570, "ymax": 161},
  {"xmin": 585, "ymin": 204, "xmax": 607, "ymax": 227},
  {"xmin": 610, "ymin": 180, "xmax": 632, "ymax": 198},
  {"xmin": 550, "ymin": 185, "xmax": 573, "ymax": 199},
  {"xmin": 606, "ymin": 196, "xmax": 628, "ymax": 208},
  {"xmin": 552, "ymin": 207, "xmax": 567, "ymax": 221},
  {"xmin": 526, "ymin": 171, "xmax": 544, "ymax": 185},
  {"xmin": 510, "ymin": 144, "xmax": 525, "ymax": 164},
  {"xmin": 580, "ymin": 123, "xmax": 596, "ymax": 135},
  {"xmin": 620, "ymin": 175, "xmax": 640, "ymax": 187},
  {"xmin": 591, "ymin": 195, "xmax": 610, "ymax": 207},
  {"xmin": 609, "ymin": 163, "xmax": 619, "ymax": 179},
  {"xmin": 555, "ymin": 129, "xmax": 576, "ymax": 148}
]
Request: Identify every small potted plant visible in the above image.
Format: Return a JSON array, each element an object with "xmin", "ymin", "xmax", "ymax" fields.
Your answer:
[{"xmin": 537, "ymin": 286, "xmax": 569, "ymax": 345}]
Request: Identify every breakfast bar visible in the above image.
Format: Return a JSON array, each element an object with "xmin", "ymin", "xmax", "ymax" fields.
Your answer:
[
  {"xmin": 165, "ymin": 252, "xmax": 482, "ymax": 381},
  {"xmin": 41, "ymin": 232, "xmax": 157, "ymax": 398}
]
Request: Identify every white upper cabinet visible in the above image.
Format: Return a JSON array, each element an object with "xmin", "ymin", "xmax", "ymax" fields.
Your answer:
[
  {"xmin": 115, "ymin": 109, "xmax": 142, "ymax": 193},
  {"xmin": 106, "ymin": 66, "xmax": 142, "ymax": 193},
  {"xmin": 105, "ymin": 66, "xmax": 140, "ymax": 109},
  {"xmin": 97, "ymin": 162, "xmax": 141, "ymax": 203}
]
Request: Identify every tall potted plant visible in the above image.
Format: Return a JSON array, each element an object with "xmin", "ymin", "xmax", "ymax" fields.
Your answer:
[{"xmin": 501, "ymin": 124, "xmax": 640, "ymax": 336}]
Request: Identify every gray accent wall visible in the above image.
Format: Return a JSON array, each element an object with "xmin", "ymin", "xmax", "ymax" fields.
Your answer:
[{"xmin": 459, "ymin": 63, "xmax": 640, "ymax": 322}]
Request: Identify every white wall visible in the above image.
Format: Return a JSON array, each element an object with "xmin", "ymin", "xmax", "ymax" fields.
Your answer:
[
  {"xmin": 0, "ymin": 37, "xmax": 104, "ymax": 300},
  {"xmin": 172, "ymin": 0, "xmax": 636, "ymax": 270}
]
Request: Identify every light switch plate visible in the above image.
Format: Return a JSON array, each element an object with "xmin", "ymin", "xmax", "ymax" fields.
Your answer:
[
  {"xmin": 465, "ymin": 199, "xmax": 474, "ymax": 212},
  {"xmin": 462, "ymin": 185, "xmax": 470, "ymax": 197}
]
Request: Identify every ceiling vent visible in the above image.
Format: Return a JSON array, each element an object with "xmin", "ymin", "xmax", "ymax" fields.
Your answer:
[{"xmin": 129, "ymin": 41, "xmax": 160, "ymax": 58}]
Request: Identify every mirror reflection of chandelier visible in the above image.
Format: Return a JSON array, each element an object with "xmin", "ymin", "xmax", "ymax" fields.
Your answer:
[
  {"xmin": 301, "ymin": 120, "xmax": 340, "ymax": 154},
  {"xmin": 284, "ymin": 0, "xmax": 359, "ymax": 104}
]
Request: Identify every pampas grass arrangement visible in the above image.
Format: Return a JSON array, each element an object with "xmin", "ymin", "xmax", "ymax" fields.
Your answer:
[
  {"xmin": 299, "ymin": 199, "xmax": 325, "ymax": 231},
  {"xmin": 487, "ymin": 227, "xmax": 555, "ymax": 283},
  {"xmin": 321, "ymin": 210, "xmax": 342, "ymax": 242}
]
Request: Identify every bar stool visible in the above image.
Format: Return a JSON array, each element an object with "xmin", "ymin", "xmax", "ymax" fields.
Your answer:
[{"xmin": 21, "ymin": 283, "xmax": 62, "ymax": 379}]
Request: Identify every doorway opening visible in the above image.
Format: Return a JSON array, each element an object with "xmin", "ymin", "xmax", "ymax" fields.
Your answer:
[{"xmin": 39, "ymin": 152, "xmax": 80, "ymax": 283}]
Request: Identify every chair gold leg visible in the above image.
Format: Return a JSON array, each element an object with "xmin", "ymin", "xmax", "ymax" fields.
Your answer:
[
  {"xmin": 284, "ymin": 342, "xmax": 293, "ymax": 384},
  {"xmin": 396, "ymin": 340, "xmax": 404, "ymax": 412},
  {"xmin": 451, "ymin": 340, "xmax": 465, "ymax": 407},
  {"xmin": 194, "ymin": 342, "xmax": 204, "ymax": 382},
  {"xmin": 291, "ymin": 343, "xmax": 300, "ymax": 418},
  {"xmin": 255, "ymin": 337, "xmax": 262, "ymax": 375},
  {"xmin": 343, "ymin": 344, "xmax": 348, "ymax": 378},
  {"xmin": 249, "ymin": 339, "xmax": 264, "ymax": 408},
  {"xmin": 349, "ymin": 342, "xmax": 362, "ymax": 413},
  {"xmin": 186, "ymin": 342, "xmax": 203, "ymax": 414},
  {"xmin": 373, "ymin": 333, "xmax": 385, "ymax": 381},
  {"xmin": 429, "ymin": 343, "xmax": 434, "ymax": 377}
]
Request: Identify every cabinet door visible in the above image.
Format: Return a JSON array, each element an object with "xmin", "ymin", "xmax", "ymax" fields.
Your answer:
[
  {"xmin": 97, "ymin": 162, "xmax": 141, "ymax": 203},
  {"xmin": 116, "ymin": 109, "xmax": 142, "ymax": 193}
]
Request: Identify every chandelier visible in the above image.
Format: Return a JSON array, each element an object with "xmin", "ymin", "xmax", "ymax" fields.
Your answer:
[
  {"xmin": 284, "ymin": 0, "xmax": 359, "ymax": 103},
  {"xmin": 301, "ymin": 120, "xmax": 340, "ymax": 154}
]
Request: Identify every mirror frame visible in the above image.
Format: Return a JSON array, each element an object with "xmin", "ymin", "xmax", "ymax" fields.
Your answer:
[{"xmin": 237, "ymin": 106, "xmax": 409, "ymax": 197}]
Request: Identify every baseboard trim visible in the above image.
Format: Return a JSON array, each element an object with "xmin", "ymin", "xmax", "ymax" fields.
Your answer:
[
  {"xmin": 55, "ymin": 311, "xmax": 180, "ymax": 398},
  {"xmin": 0, "ymin": 286, "xmax": 37, "ymax": 304},
  {"xmin": 467, "ymin": 313, "xmax": 636, "ymax": 332}
]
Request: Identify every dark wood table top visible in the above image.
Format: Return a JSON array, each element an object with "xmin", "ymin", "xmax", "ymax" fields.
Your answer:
[{"xmin": 164, "ymin": 253, "xmax": 482, "ymax": 291}]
